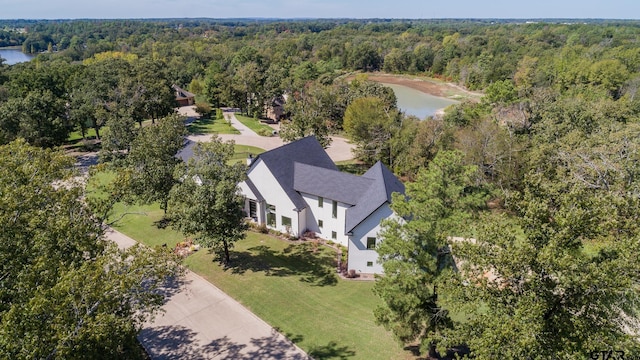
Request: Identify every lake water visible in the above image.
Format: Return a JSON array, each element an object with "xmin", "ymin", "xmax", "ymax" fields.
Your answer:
[
  {"xmin": 0, "ymin": 48, "xmax": 34, "ymax": 65},
  {"xmin": 381, "ymin": 82, "xmax": 458, "ymax": 119}
]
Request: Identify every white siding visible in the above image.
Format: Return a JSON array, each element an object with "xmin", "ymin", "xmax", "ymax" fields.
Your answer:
[
  {"xmin": 300, "ymin": 192, "xmax": 350, "ymax": 247},
  {"xmin": 240, "ymin": 159, "xmax": 301, "ymax": 236},
  {"xmin": 347, "ymin": 204, "xmax": 395, "ymax": 274}
]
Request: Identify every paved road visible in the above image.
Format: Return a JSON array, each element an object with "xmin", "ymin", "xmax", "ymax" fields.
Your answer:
[{"xmin": 105, "ymin": 228, "xmax": 310, "ymax": 360}]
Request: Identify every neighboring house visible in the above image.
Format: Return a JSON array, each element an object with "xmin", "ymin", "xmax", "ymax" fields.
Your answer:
[
  {"xmin": 265, "ymin": 95, "xmax": 286, "ymax": 122},
  {"xmin": 173, "ymin": 84, "xmax": 195, "ymax": 106},
  {"xmin": 239, "ymin": 136, "xmax": 405, "ymax": 274}
]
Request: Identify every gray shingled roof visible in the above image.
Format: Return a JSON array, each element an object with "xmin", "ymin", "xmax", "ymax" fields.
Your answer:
[
  {"xmin": 172, "ymin": 84, "xmax": 195, "ymax": 100},
  {"xmin": 250, "ymin": 136, "xmax": 337, "ymax": 211},
  {"xmin": 293, "ymin": 162, "xmax": 373, "ymax": 205},
  {"xmin": 345, "ymin": 161, "xmax": 405, "ymax": 233},
  {"xmin": 176, "ymin": 139, "xmax": 196, "ymax": 162}
]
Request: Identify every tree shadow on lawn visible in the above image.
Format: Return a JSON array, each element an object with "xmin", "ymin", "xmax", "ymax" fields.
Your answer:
[
  {"xmin": 140, "ymin": 325, "xmax": 356, "ymax": 359},
  {"xmin": 186, "ymin": 117, "xmax": 213, "ymax": 134},
  {"xmin": 225, "ymin": 242, "xmax": 338, "ymax": 286}
]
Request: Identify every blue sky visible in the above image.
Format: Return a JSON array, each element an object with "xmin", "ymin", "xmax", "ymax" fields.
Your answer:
[{"xmin": 1, "ymin": 0, "xmax": 638, "ymax": 20}]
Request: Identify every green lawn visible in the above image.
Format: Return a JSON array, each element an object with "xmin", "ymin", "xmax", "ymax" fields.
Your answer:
[
  {"xmin": 231, "ymin": 144, "xmax": 264, "ymax": 164},
  {"xmin": 188, "ymin": 117, "xmax": 240, "ymax": 135},
  {"xmin": 68, "ymin": 127, "xmax": 98, "ymax": 142},
  {"xmin": 87, "ymin": 168, "xmax": 413, "ymax": 360},
  {"xmin": 234, "ymin": 114, "xmax": 276, "ymax": 136}
]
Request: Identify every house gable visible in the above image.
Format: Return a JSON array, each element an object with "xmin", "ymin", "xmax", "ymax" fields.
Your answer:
[
  {"xmin": 243, "ymin": 158, "xmax": 299, "ymax": 234},
  {"xmin": 345, "ymin": 161, "xmax": 405, "ymax": 234},
  {"xmin": 250, "ymin": 136, "xmax": 337, "ymax": 211}
]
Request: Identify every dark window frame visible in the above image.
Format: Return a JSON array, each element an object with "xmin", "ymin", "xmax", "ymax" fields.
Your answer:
[{"xmin": 366, "ymin": 237, "xmax": 376, "ymax": 250}]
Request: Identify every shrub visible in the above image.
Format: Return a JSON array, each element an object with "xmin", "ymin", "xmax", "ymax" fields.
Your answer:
[
  {"xmin": 256, "ymin": 128, "xmax": 273, "ymax": 137},
  {"xmin": 195, "ymin": 102, "xmax": 212, "ymax": 118},
  {"xmin": 256, "ymin": 223, "xmax": 268, "ymax": 234}
]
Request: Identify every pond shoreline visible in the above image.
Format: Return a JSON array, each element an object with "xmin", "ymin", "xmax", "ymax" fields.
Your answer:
[{"xmin": 347, "ymin": 72, "xmax": 483, "ymax": 101}]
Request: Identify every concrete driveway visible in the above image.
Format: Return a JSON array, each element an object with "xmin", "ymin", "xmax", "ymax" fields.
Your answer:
[
  {"xmin": 187, "ymin": 112, "xmax": 355, "ymax": 163},
  {"xmin": 105, "ymin": 229, "xmax": 309, "ymax": 360}
]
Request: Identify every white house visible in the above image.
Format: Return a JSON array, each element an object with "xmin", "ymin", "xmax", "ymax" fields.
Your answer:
[{"xmin": 238, "ymin": 136, "xmax": 405, "ymax": 274}]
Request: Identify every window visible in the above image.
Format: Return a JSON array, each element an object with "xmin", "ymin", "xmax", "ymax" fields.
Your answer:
[
  {"xmin": 248, "ymin": 200, "xmax": 257, "ymax": 221},
  {"xmin": 281, "ymin": 216, "xmax": 291, "ymax": 227},
  {"xmin": 318, "ymin": 219, "xmax": 323, "ymax": 228},
  {"xmin": 266, "ymin": 204, "xmax": 276, "ymax": 227},
  {"xmin": 366, "ymin": 261, "xmax": 373, "ymax": 267},
  {"xmin": 331, "ymin": 231, "xmax": 337, "ymax": 240},
  {"xmin": 366, "ymin": 237, "xmax": 376, "ymax": 250},
  {"xmin": 332, "ymin": 200, "xmax": 337, "ymax": 218},
  {"xmin": 318, "ymin": 196, "xmax": 323, "ymax": 208}
]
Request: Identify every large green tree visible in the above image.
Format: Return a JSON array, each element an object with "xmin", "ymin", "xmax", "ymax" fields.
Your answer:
[
  {"xmin": 120, "ymin": 114, "xmax": 187, "ymax": 213},
  {"xmin": 374, "ymin": 150, "xmax": 486, "ymax": 357},
  {"xmin": 445, "ymin": 175, "xmax": 640, "ymax": 358},
  {"xmin": 169, "ymin": 137, "xmax": 247, "ymax": 264},
  {"xmin": 280, "ymin": 82, "xmax": 338, "ymax": 148},
  {"xmin": 0, "ymin": 139, "xmax": 180, "ymax": 359},
  {"xmin": 0, "ymin": 89, "xmax": 69, "ymax": 147},
  {"xmin": 343, "ymin": 97, "xmax": 401, "ymax": 166}
]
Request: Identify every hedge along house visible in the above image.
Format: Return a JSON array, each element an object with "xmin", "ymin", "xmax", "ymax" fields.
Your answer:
[{"xmin": 239, "ymin": 136, "xmax": 405, "ymax": 274}]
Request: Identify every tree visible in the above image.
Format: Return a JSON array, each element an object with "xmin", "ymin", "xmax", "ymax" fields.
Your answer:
[
  {"xmin": 343, "ymin": 97, "xmax": 401, "ymax": 166},
  {"xmin": 169, "ymin": 137, "xmax": 247, "ymax": 264},
  {"xmin": 99, "ymin": 109, "xmax": 137, "ymax": 162},
  {"xmin": 280, "ymin": 82, "xmax": 338, "ymax": 148},
  {"xmin": 131, "ymin": 58, "xmax": 176, "ymax": 124},
  {"xmin": 444, "ymin": 176, "xmax": 640, "ymax": 358},
  {"xmin": 0, "ymin": 139, "xmax": 180, "ymax": 359},
  {"xmin": 121, "ymin": 114, "xmax": 187, "ymax": 214},
  {"xmin": 232, "ymin": 61, "xmax": 264, "ymax": 117},
  {"xmin": 374, "ymin": 150, "xmax": 486, "ymax": 357},
  {"xmin": 0, "ymin": 89, "xmax": 69, "ymax": 147},
  {"xmin": 346, "ymin": 42, "xmax": 382, "ymax": 71}
]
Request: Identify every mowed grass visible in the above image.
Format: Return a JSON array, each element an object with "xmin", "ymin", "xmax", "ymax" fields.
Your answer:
[
  {"xmin": 68, "ymin": 127, "xmax": 98, "ymax": 142},
  {"xmin": 187, "ymin": 117, "xmax": 240, "ymax": 135},
  {"xmin": 231, "ymin": 144, "xmax": 264, "ymax": 164},
  {"xmin": 87, "ymin": 168, "xmax": 413, "ymax": 360},
  {"xmin": 235, "ymin": 114, "xmax": 275, "ymax": 136},
  {"xmin": 184, "ymin": 234, "xmax": 411, "ymax": 360}
]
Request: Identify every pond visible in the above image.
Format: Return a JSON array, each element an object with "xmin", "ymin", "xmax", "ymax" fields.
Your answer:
[
  {"xmin": 0, "ymin": 48, "xmax": 34, "ymax": 65},
  {"xmin": 380, "ymin": 82, "xmax": 458, "ymax": 119}
]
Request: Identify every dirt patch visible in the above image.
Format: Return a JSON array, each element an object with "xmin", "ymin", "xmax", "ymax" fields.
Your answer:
[{"xmin": 345, "ymin": 73, "xmax": 483, "ymax": 101}]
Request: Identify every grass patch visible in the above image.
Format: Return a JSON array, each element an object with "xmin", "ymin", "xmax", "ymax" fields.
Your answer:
[
  {"xmin": 68, "ymin": 127, "xmax": 98, "ymax": 142},
  {"xmin": 235, "ymin": 114, "xmax": 275, "ymax": 136},
  {"xmin": 231, "ymin": 144, "xmax": 264, "ymax": 164},
  {"xmin": 187, "ymin": 117, "xmax": 240, "ymax": 135}
]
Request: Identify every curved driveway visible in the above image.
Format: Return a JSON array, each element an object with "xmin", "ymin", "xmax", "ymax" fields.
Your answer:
[
  {"xmin": 107, "ymin": 228, "xmax": 309, "ymax": 359},
  {"xmin": 187, "ymin": 112, "xmax": 355, "ymax": 163}
]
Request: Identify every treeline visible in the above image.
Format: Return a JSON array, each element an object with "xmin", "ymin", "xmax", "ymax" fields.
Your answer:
[{"xmin": 2, "ymin": 19, "xmax": 638, "ymax": 89}]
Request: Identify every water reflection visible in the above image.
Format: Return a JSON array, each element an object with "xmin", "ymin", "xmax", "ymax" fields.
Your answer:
[{"xmin": 381, "ymin": 82, "xmax": 458, "ymax": 119}]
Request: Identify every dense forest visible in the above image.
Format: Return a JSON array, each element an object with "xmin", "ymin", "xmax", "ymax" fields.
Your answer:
[{"xmin": 1, "ymin": 18, "xmax": 640, "ymax": 358}]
